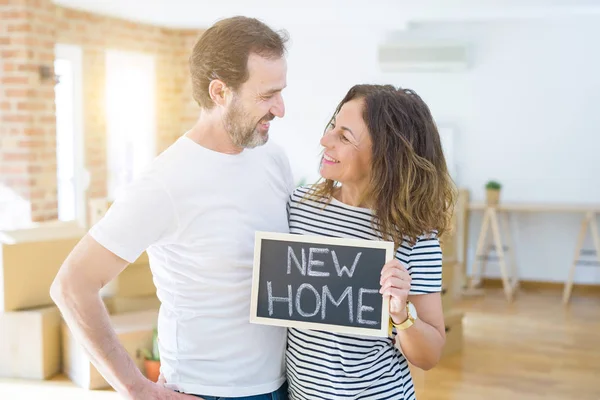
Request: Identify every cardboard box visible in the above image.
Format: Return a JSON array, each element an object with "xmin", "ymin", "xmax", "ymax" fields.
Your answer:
[
  {"xmin": 0, "ymin": 306, "xmax": 62, "ymax": 379},
  {"xmin": 0, "ymin": 221, "xmax": 85, "ymax": 312},
  {"xmin": 440, "ymin": 230, "xmax": 457, "ymax": 263},
  {"xmin": 440, "ymin": 188, "xmax": 470, "ymax": 265},
  {"xmin": 441, "ymin": 260, "xmax": 459, "ymax": 303},
  {"xmin": 442, "ymin": 310, "xmax": 464, "ymax": 357},
  {"xmin": 62, "ymin": 309, "xmax": 158, "ymax": 390},
  {"xmin": 441, "ymin": 286, "xmax": 454, "ymax": 313},
  {"xmin": 104, "ymin": 294, "xmax": 161, "ymax": 315}
]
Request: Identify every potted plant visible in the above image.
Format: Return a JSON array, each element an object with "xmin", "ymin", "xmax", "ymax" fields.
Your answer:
[
  {"xmin": 485, "ymin": 180, "xmax": 501, "ymax": 205},
  {"xmin": 141, "ymin": 328, "xmax": 160, "ymax": 382}
]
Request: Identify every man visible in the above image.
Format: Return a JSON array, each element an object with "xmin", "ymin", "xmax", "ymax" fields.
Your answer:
[{"xmin": 50, "ymin": 16, "xmax": 293, "ymax": 400}]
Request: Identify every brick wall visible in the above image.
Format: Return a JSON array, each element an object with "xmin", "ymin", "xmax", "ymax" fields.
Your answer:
[
  {"xmin": 0, "ymin": 0, "xmax": 203, "ymax": 222},
  {"xmin": 1, "ymin": 0, "xmax": 59, "ymax": 222}
]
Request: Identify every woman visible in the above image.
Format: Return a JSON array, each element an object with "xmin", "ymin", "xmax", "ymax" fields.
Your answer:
[{"xmin": 286, "ymin": 84, "xmax": 455, "ymax": 400}]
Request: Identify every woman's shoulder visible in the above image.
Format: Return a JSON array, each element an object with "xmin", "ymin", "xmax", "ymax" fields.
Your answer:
[
  {"xmin": 290, "ymin": 184, "xmax": 329, "ymax": 203},
  {"xmin": 402, "ymin": 231, "xmax": 441, "ymax": 257},
  {"xmin": 398, "ymin": 230, "xmax": 440, "ymax": 251}
]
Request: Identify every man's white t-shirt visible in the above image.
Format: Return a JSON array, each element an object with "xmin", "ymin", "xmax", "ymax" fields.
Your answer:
[{"xmin": 89, "ymin": 135, "xmax": 295, "ymax": 397}]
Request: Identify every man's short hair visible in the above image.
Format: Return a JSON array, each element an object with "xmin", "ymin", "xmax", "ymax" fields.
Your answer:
[{"xmin": 190, "ymin": 16, "xmax": 289, "ymax": 109}]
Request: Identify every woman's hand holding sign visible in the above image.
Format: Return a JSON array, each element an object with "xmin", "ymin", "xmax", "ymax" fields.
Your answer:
[
  {"xmin": 379, "ymin": 258, "xmax": 447, "ymax": 371},
  {"xmin": 379, "ymin": 259, "xmax": 411, "ymax": 324}
]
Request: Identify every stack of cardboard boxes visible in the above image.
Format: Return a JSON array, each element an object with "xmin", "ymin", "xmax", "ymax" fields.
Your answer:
[
  {"xmin": 439, "ymin": 189, "xmax": 469, "ymax": 359},
  {"xmin": 0, "ymin": 216, "xmax": 159, "ymax": 390}
]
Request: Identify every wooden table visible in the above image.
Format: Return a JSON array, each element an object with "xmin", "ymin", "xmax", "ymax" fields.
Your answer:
[{"xmin": 467, "ymin": 202, "xmax": 600, "ymax": 303}]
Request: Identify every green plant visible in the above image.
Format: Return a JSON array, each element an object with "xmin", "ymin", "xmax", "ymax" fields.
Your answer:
[
  {"xmin": 140, "ymin": 328, "xmax": 160, "ymax": 361},
  {"xmin": 485, "ymin": 180, "xmax": 502, "ymax": 190}
]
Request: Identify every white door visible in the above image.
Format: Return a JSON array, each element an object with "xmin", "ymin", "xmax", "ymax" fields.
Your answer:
[{"xmin": 54, "ymin": 44, "xmax": 88, "ymax": 225}]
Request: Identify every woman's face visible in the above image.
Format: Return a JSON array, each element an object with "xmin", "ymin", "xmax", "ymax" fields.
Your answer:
[{"xmin": 319, "ymin": 99, "xmax": 373, "ymax": 187}]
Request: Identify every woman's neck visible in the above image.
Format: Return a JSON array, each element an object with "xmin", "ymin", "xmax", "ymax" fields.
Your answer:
[{"xmin": 334, "ymin": 184, "xmax": 370, "ymax": 208}]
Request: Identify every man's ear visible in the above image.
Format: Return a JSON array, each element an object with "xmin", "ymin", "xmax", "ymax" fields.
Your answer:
[{"xmin": 208, "ymin": 79, "xmax": 229, "ymax": 107}]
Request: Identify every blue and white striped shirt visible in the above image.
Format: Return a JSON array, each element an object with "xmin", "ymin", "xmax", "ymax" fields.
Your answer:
[{"xmin": 285, "ymin": 186, "xmax": 443, "ymax": 400}]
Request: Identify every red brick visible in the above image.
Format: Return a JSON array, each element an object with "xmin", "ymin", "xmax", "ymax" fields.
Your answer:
[
  {"xmin": 8, "ymin": 36, "xmax": 36, "ymax": 46},
  {"xmin": 1, "ymin": 49, "xmax": 28, "ymax": 59},
  {"xmin": 17, "ymin": 101, "xmax": 46, "ymax": 111},
  {"xmin": 3, "ymin": 63, "xmax": 16, "ymax": 72},
  {"xmin": 7, "ymin": 24, "xmax": 31, "ymax": 33},
  {"xmin": 32, "ymin": 211, "xmax": 58, "ymax": 222},
  {"xmin": 0, "ymin": 165, "xmax": 27, "ymax": 175},
  {"xmin": 16, "ymin": 63, "xmax": 37, "ymax": 72},
  {"xmin": 0, "ymin": 10, "xmax": 28, "ymax": 19},
  {"xmin": 27, "ymin": 164, "xmax": 43, "ymax": 174},
  {"xmin": 1, "ymin": 76, "xmax": 29, "ymax": 85},
  {"xmin": 38, "ymin": 14, "xmax": 55, "ymax": 26},
  {"xmin": 4, "ymin": 88, "xmax": 34, "ymax": 98},
  {"xmin": 37, "ymin": 115, "xmax": 56, "ymax": 124},
  {"xmin": 55, "ymin": 21, "xmax": 69, "ymax": 31},
  {"xmin": 6, "ymin": 177, "xmax": 30, "ymax": 187},
  {"xmin": 35, "ymin": 26, "xmax": 53, "ymax": 36},
  {"xmin": 43, "ymin": 201, "xmax": 58, "ymax": 211},
  {"xmin": 2, "ymin": 114, "xmax": 32, "ymax": 123},
  {"xmin": 18, "ymin": 139, "xmax": 45, "ymax": 148},
  {"xmin": 0, "ymin": 101, "xmax": 10, "ymax": 111},
  {"xmin": 30, "ymin": 189, "xmax": 46, "ymax": 200},
  {"xmin": 23, "ymin": 127, "xmax": 45, "ymax": 136}
]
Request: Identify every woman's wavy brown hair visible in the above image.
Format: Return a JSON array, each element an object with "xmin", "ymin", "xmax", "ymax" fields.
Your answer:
[{"xmin": 309, "ymin": 84, "xmax": 456, "ymax": 249}]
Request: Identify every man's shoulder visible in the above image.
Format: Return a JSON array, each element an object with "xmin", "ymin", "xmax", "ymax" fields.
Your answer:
[
  {"xmin": 148, "ymin": 137, "xmax": 201, "ymax": 179},
  {"xmin": 255, "ymin": 139, "xmax": 289, "ymax": 165}
]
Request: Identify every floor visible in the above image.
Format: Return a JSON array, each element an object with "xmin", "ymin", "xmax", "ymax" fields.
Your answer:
[
  {"xmin": 1, "ymin": 287, "xmax": 599, "ymax": 400},
  {"xmin": 419, "ymin": 287, "xmax": 600, "ymax": 400}
]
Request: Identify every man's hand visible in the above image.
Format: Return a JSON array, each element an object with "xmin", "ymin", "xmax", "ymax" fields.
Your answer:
[{"xmin": 131, "ymin": 379, "xmax": 201, "ymax": 399}]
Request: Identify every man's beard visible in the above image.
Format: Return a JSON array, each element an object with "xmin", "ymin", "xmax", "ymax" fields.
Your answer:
[{"xmin": 224, "ymin": 97, "xmax": 273, "ymax": 149}]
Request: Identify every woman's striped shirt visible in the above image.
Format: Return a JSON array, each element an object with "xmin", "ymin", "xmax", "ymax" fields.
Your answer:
[{"xmin": 285, "ymin": 186, "xmax": 443, "ymax": 400}]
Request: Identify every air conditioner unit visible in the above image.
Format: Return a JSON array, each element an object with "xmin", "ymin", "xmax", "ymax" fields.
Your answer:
[{"xmin": 378, "ymin": 41, "xmax": 471, "ymax": 72}]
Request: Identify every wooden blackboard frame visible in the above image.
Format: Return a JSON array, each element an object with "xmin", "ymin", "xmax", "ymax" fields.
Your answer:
[{"xmin": 250, "ymin": 231, "xmax": 396, "ymax": 337}]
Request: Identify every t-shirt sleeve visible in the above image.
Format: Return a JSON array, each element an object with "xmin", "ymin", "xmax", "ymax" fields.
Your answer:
[
  {"xmin": 88, "ymin": 175, "xmax": 177, "ymax": 264},
  {"xmin": 407, "ymin": 234, "xmax": 443, "ymax": 295}
]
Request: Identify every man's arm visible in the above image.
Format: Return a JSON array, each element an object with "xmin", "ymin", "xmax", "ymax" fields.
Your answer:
[{"xmin": 50, "ymin": 234, "xmax": 195, "ymax": 400}]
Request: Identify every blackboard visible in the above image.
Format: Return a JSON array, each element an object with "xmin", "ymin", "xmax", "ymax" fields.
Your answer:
[{"xmin": 250, "ymin": 231, "xmax": 395, "ymax": 337}]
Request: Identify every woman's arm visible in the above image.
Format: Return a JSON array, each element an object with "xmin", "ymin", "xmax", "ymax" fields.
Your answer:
[
  {"xmin": 380, "ymin": 260, "xmax": 446, "ymax": 370},
  {"xmin": 393, "ymin": 293, "xmax": 446, "ymax": 370}
]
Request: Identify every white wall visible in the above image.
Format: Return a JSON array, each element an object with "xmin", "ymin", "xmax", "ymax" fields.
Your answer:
[{"xmin": 268, "ymin": 17, "xmax": 600, "ymax": 284}]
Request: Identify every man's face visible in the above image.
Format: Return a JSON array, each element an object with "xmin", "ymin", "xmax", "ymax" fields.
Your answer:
[{"xmin": 224, "ymin": 53, "xmax": 287, "ymax": 149}]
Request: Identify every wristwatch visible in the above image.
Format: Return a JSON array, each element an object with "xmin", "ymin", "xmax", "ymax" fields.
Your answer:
[{"xmin": 391, "ymin": 301, "xmax": 417, "ymax": 331}]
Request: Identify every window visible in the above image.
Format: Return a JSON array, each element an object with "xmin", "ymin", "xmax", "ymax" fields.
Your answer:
[
  {"xmin": 105, "ymin": 50, "xmax": 156, "ymax": 200},
  {"xmin": 55, "ymin": 44, "xmax": 86, "ymax": 225}
]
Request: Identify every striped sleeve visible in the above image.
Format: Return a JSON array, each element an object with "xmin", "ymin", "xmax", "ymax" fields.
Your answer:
[{"xmin": 407, "ymin": 235, "xmax": 443, "ymax": 294}]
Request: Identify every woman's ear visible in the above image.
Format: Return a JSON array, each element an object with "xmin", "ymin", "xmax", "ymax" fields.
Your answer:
[{"xmin": 208, "ymin": 79, "xmax": 228, "ymax": 107}]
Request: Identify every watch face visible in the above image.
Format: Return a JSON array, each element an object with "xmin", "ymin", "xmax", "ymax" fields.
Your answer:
[{"xmin": 408, "ymin": 302, "xmax": 417, "ymax": 318}]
